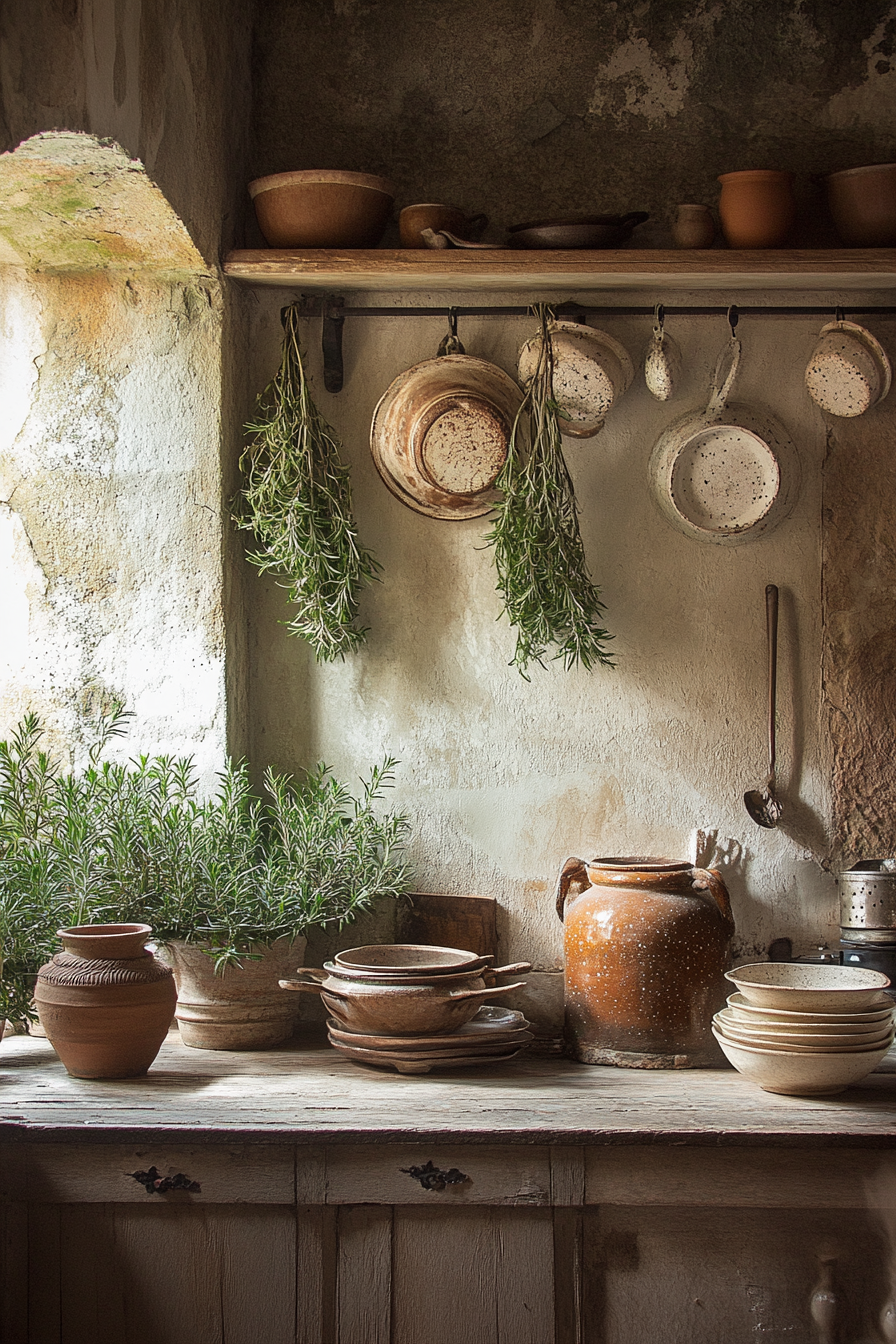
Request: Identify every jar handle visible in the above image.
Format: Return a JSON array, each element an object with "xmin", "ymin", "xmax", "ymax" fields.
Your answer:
[
  {"xmin": 690, "ymin": 867, "xmax": 735, "ymax": 933},
  {"xmin": 554, "ymin": 856, "xmax": 591, "ymax": 922}
]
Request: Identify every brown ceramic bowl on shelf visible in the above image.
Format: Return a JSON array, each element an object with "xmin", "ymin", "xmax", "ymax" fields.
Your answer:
[
  {"xmin": 248, "ymin": 170, "xmax": 396, "ymax": 248},
  {"xmin": 825, "ymin": 164, "xmax": 896, "ymax": 246}
]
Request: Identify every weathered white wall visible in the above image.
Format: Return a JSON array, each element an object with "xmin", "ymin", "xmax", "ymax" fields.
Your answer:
[
  {"xmin": 0, "ymin": 0, "xmax": 253, "ymax": 770},
  {"xmin": 0, "ymin": 261, "xmax": 230, "ymax": 776},
  {"xmin": 243, "ymin": 288, "xmax": 893, "ymax": 973}
]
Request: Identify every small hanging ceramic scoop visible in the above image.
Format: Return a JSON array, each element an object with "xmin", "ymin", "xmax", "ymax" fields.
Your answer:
[{"xmin": 644, "ymin": 304, "xmax": 682, "ymax": 402}]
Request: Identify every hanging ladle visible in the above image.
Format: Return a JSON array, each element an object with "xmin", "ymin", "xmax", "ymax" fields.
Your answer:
[{"xmin": 744, "ymin": 583, "xmax": 783, "ymax": 828}]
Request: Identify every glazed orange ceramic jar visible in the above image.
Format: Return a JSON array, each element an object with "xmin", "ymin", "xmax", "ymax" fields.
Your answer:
[
  {"xmin": 717, "ymin": 170, "xmax": 796, "ymax": 248},
  {"xmin": 556, "ymin": 857, "xmax": 734, "ymax": 1068}
]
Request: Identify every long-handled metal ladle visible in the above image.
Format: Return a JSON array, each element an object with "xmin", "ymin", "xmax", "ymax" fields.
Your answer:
[{"xmin": 744, "ymin": 583, "xmax": 783, "ymax": 828}]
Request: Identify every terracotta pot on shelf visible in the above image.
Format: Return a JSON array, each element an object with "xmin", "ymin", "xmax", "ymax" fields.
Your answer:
[
  {"xmin": 165, "ymin": 937, "xmax": 307, "ymax": 1050},
  {"xmin": 717, "ymin": 170, "xmax": 796, "ymax": 248},
  {"xmin": 555, "ymin": 856, "xmax": 735, "ymax": 1068},
  {"xmin": 34, "ymin": 924, "xmax": 176, "ymax": 1079}
]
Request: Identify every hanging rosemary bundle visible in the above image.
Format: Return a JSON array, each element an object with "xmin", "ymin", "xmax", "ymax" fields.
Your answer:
[
  {"xmin": 236, "ymin": 304, "xmax": 378, "ymax": 660},
  {"xmin": 486, "ymin": 303, "xmax": 614, "ymax": 676}
]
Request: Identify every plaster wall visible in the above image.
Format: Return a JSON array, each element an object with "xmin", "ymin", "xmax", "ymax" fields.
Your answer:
[
  {"xmin": 0, "ymin": 0, "xmax": 254, "ymax": 769},
  {"xmin": 244, "ymin": 289, "xmax": 875, "ymax": 971}
]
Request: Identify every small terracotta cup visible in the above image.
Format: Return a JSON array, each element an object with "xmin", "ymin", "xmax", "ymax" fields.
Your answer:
[
  {"xmin": 399, "ymin": 203, "xmax": 487, "ymax": 248},
  {"xmin": 673, "ymin": 203, "xmax": 715, "ymax": 249},
  {"xmin": 717, "ymin": 170, "xmax": 796, "ymax": 248}
]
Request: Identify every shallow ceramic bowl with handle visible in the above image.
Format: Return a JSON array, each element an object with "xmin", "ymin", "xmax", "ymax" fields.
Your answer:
[
  {"xmin": 713, "ymin": 1026, "xmax": 892, "ymax": 1095},
  {"xmin": 334, "ymin": 944, "xmax": 490, "ymax": 975},
  {"xmin": 714, "ymin": 1011, "xmax": 894, "ymax": 1051},
  {"xmin": 805, "ymin": 321, "xmax": 891, "ymax": 418},
  {"xmin": 507, "ymin": 212, "xmax": 648, "ymax": 249},
  {"xmin": 281, "ymin": 968, "xmax": 528, "ymax": 1035},
  {"xmin": 649, "ymin": 336, "xmax": 801, "ymax": 545},
  {"xmin": 517, "ymin": 320, "xmax": 634, "ymax": 438},
  {"xmin": 725, "ymin": 990, "xmax": 893, "ymax": 1024},
  {"xmin": 320, "ymin": 959, "xmax": 528, "ymax": 988},
  {"xmin": 725, "ymin": 962, "xmax": 891, "ymax": 1013}
]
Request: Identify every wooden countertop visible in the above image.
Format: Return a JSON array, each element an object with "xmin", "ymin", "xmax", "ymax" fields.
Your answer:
[{"xmin": 1, "ymin": 1031, "xmax": 894, "ymax": 1147}]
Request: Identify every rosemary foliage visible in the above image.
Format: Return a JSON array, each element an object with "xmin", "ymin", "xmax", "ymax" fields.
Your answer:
[
  {"xmin": 486, "ymin": 304, "xmax": 614, "ymax": 676},
  {"xmin": 237, "ymin": 303, "xmax": 378, "ymax": 660},
  {"xmin": 0, "ymin": 708, "xmax": 412, "ymax": 1015}
]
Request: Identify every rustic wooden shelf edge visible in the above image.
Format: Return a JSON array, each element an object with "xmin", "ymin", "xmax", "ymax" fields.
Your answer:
[{"xmin": 224, "ymin": 247, "xmax": 896, "ymax": 293}]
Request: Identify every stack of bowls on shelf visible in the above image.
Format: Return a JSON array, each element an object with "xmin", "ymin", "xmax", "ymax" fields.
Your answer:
[
  {"xmin": 713, "ymin": 963, "xmax": 894, "ymax": 1096},
  {"xmin": 280, "ymin": 944, "xmax": 531, "ymax": 1074}
]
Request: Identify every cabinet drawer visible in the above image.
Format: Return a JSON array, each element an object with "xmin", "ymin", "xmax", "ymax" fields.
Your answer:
[
  {"xmin": 324, "ymin": 1144, "xmax": 552, "ymax": 1205},
  {"xmin": 24, "ymin": 1142, "xmax": 295, "ymax": 1204}
]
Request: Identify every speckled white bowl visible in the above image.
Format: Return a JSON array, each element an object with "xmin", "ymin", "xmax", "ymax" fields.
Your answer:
[
  {"xmin": 726, "ymin": 990, "xmax": 893, "ymax": 1025},
  {"xmin": 712, "ymin": 1026, "xmax": 892, "ymax": 1095},
  {"xmin": 714, "ymin": 1012, "xmax": 895, "ymax": 1052},
  {"xmin": 725, "ymin": 963, "xmax": 890, "ymax": 1013}
]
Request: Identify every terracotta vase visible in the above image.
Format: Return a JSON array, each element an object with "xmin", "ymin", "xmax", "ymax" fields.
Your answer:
[
  {"xmin": 555, "ymin": 856, "xmax": 735, "ymax": 1068},
  {"xmin": 35, "ymin": 923, "xmax": 176, "ymax": 1079},
  {"xmin": 717, "ymin": 170, "xmax": 796, "ymax": 248},
  {"xmin": 165, "ymin": 936, "xmax": 307, "ymax": 1050},
  {"xmin": 673, "ymin": 203, "xmax": 716, "ymax": 249}
]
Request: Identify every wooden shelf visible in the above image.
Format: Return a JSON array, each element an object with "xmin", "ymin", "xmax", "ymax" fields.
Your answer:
[{"xmin": 224, "ymin": 247, "xmax": 896, "ymax": 293}]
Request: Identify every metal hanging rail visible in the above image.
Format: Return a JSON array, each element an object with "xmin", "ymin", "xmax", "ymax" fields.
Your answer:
[{"xmin": 288, "ymin": 296, "xmax": 896, "ymax": 393}]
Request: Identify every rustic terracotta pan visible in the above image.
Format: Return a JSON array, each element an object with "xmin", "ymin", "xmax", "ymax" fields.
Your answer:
[{"xmin": 370, "ymin": 354, "xmax": 523, "ymax": 519}]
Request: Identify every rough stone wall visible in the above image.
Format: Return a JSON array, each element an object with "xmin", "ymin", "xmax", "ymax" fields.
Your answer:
[{"xmin": 251, "ymin": 0, "xmax": 896, "ymax": 247}]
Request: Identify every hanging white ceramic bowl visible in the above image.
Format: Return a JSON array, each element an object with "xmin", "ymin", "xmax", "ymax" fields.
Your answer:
[
  {"xmin": 517, "ymin": 320, "xmax": 634, "ymax": 438},
  {"xmin": 805, "ymin": 320, "xmax": 892, "ymax": 418},
  {"xmin": 649, "ymin": 336, "xmax": 801, "ymax": 545}
]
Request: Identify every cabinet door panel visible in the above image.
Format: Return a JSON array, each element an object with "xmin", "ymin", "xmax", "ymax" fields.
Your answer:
[
  {"xmin": 583, "ymin": 1205, "xmax": 890, "ymax": 1344},
  {"xmin": 25, "ymin": 1204, "xmax": 299, "ymax": 1344},
  {"xmin": 391, "ymin": 1206, "xmax": 555, "ymax": 1344}
]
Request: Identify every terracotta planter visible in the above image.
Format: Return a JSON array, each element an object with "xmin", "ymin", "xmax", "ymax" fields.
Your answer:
[
  {"xmin": 555, "ymin": 857, "xmax": 734, "ymax": 1068},
  {"xmin": 166, "ymin": 937, "xmax": 307, "ymax": 1050},
  {"xmin": 34, "ymin": 924, "xmax": 176, "ymax": 1079},
  {"xmin": 717, "ymin": 170, "xmax": 795, "ymax": 248}
]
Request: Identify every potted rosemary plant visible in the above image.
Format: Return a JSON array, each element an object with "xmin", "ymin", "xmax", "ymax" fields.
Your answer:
[{"xmin": 0, "ymin": 708, "xmax": 411, "ymax": 1049}]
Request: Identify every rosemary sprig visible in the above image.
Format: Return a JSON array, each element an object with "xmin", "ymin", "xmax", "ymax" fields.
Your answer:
[
  {"xmin": 486, "ymin": 303, "xmax": 614, "ymax": 676},
  {"xmin": 236, "ymin": 303, "xmax": 378, "ymax": 660}
]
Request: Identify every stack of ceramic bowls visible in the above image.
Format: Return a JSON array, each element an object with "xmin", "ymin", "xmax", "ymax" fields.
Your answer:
[
  {"xmin": 713, "ymin": 963, "xmax": 894, "ymax": 1096},
  {"xmin": 280, "ymin": 944, "xmax": 531, "ymax": 1073}
]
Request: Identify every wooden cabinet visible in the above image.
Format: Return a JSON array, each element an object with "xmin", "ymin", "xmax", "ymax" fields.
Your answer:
[{"xmin": 1, "ymin": 1034, "xmax": 895, "ymax": 1343}]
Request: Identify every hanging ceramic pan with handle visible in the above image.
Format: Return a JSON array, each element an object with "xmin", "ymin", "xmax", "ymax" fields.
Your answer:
[{"xmin": 648, "ymin": 335, "xmax": 801, "ymax": 545}]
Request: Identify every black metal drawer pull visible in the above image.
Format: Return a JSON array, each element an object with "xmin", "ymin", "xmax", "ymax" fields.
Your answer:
[
  {"xmin": 129, "ymin": 1166, "xmax": 201, "ymax": 1195},
  {"xmin": 400, "ymin": 1160, "xmax": 468, "ymax": 1192}
]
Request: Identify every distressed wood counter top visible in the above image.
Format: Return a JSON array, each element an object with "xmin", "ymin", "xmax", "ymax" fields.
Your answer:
[{"xmin": 1, "ymin": 1030, "xmax": 894, "ymax": 1147}]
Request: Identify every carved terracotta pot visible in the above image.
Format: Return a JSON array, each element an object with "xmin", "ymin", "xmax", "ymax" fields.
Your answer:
[
  {"xmin": 165, "ymin": 937, "xmax": 307, "ymax": 1050},
  {"xmin": 35, "ymin": 923, "xmax": 176, "ymax": 1079},
  {"xmin": 555, "ymin": 857, "xmax": 735, "ymax": 1068}
]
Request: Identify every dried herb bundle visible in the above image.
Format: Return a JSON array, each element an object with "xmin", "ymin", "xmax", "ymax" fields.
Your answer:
[
  {"xmin": 237, "ymin": 304, "xmax": 378, "ymax": 660},
  {"xmin": 486, "ymin": 304, "xmax": 614, "ymax": 675}
]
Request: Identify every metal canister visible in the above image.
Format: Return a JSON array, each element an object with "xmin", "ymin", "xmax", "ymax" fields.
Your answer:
[{"xmin": 838, "ymin": 861, "xmax": 896, "ymax": 944}]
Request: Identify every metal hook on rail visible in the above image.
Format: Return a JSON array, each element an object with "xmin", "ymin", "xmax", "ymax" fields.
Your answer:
[
  {"xmin": 727, "ymin": 304, "xmax": 739, "ymax": 336},
  {"xmin": 437, "ymin": 306, "xmax": 466, "ymax": 356}
]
